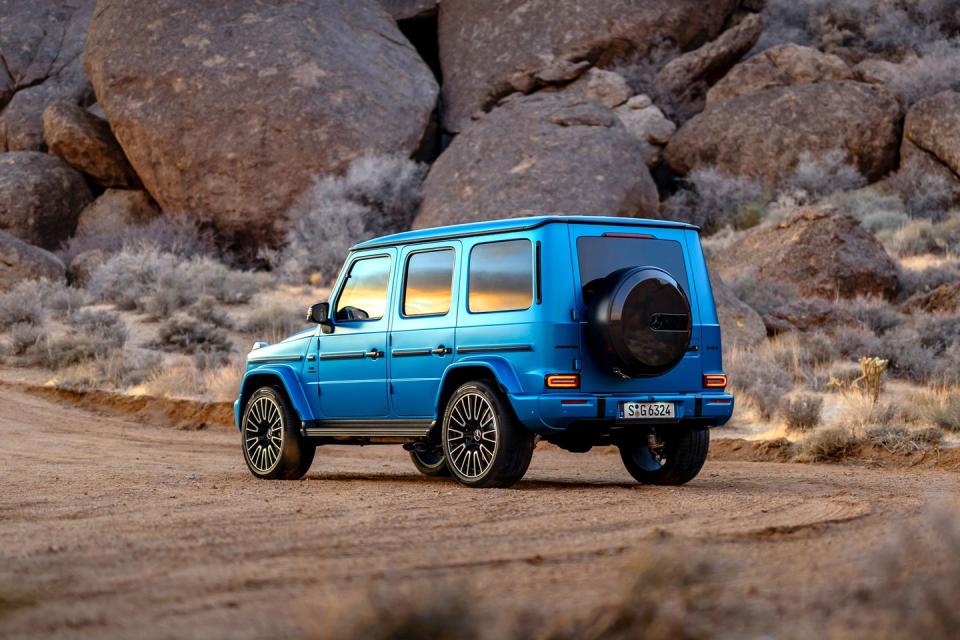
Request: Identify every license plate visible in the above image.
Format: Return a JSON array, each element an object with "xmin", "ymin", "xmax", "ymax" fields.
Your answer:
[{"xmin": 619, "ymin": 402, "xmax": 675, "ymax": 420}]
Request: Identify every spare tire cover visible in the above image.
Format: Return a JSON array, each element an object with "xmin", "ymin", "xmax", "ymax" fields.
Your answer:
[{"xmin": 586, "ymin": 267, "xmax": 692, "ymax": 377}]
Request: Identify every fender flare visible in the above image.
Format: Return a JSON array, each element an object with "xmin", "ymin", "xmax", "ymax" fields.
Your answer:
[
  {"xmin": 235, "ymin": 366, "xmax": 313, "ymax": 430},
  {"xmin": 434, "ymin": 355, "xmax": 524, "ymax": 408}
]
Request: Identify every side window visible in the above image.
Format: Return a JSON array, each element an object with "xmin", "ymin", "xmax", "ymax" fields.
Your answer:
[
  {"xmin": 468, "ymin": 239, "xmax": 532, "ymax": 313},
  {"xmin": 403, "ymin": 249, "xmax": 455, "ymax": 317},
  {"xmin": 335, "ymin": 255, "xmax": 391, "ymax": 321}
]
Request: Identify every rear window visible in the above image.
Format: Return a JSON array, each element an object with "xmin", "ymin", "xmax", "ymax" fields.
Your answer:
[
  {"xmin": 577, "ymin": 235, "xmax": 688, "ymax": 303},
  {"xmin": 468, "ymin": 239, "xmax": 532, "ymax": 313}
]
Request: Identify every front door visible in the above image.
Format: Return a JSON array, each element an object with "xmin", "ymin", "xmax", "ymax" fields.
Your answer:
[
  {"xmin": 389, "ymin": 244, "xmax": 459, "ymax": 417},
  {"xmin": 315, "ymin": 251, "xmax": 394, "ymax": 419}
]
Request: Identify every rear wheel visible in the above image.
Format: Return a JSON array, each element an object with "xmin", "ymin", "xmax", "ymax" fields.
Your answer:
[
  {"xmin": 409, "ymin": 448, "xmax": 449, "ymax": 477},
  {"xmin": 619, "ymin": 427, "xmax": 709, "ymax": 485},
  {"xmin": 441, "ymin": 381, "xmax": 534, "ymax": 488},
  {"xmin": 241, "ymin": 386, "xmax": 315, "ymax": 480}
]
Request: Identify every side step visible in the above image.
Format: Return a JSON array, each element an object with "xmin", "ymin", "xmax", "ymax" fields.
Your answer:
[{"xmin": 302, "ymin": 419, "xmax": 433, "ymax": 438}]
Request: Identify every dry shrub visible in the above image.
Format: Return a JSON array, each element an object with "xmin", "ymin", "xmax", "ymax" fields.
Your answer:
[
  {"xmin": 917, "ymin": 387, "xmax": 960, "ymax": 432},
  {"xmin": 138, "ymin": 359, "xmax": 204, "ymax": 399},
  {"xmin": 876, "ymin": 513, "xmax": 960, "ymax": 640},
  {"xmin": 0, "ymin": 284, "xmax": 45, "ymax": 329},
  {"xmin": 780, "ymin": 394, "xmax": 824, "ymax": 432},
  {"xmin": 865, "ymin": 424, "xmax": 943, "ymax": 453},
  {"xmin": 27, "ymin": 309, "xmax": 128, "ymax": 370},
  {"xmin": 837, "ymin": 296, "xmax": 903, "ymax": 335},
  {"xmin": 89, "ymin": 245, "xmax": 264, "ymax": 316},
  {"xmin": 58, "ymin": 212, "xmax": 217, "ymax": 264},
  {"xmin": 889, "ymin": 214, "xmax": 960, "ymax": 257},
  {"xmin": 202, "ymin": 363, "xmax": 245, "ymax": 403},
  {"xmin": 897, "ymin": 259, "xmax": 960, "ymax": 298},
  {"xmin": 308, "ymin": 583, "xmax": 478, "ymax": 640},
  {"xmin": 726, "ymin": 343, "xmax": 793, "ymax": 420},
  {"xmin": 155, "ymin": 314, "xmax": 232, "ymax": 355},
  {"xmin": 545, "ymin": 543, "xmax": 723, "ymax": 640},
  {"xmin": 8, "ymin": 323, "xmax": 45, "ymax": 356},
  {"xmin": 308, "ymin": 542, "xmax": 724, "ymax": 640},
  {"xmin": 662, "ymin": 169, "xmax": 769, "ymax": 233},
  {"xmin": 887, "ymin": 160, "xmax": 960, "ymax": 220},
  {"xmin": 54, "ymin": 350, "xmax": 162, "ymax": 390},
  {"xmin": 242, "ymin": 302, "xmax": 306, "ymax": 344},
  {"xmin": 794, "ymin": 425, "xmax": 862, "ymax": 462},
  {"xmin": 271, "ymin": 154, "xmax": 427, "ymax": 284}
]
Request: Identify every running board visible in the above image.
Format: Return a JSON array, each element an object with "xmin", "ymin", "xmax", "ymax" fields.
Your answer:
[{"xmin": 302, "ymin": 420, "xmax": 433, "ymax": 438}]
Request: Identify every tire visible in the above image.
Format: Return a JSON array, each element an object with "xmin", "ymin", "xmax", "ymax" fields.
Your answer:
[
  {"xmin": 241, "ymin": 386, "xmax": 315, "ymax": 480},
  {"xmin": 585, "ymin": 266, "xmax": 692, "ymax": 377},
  {"xmin": 409, "ymin": 448, "xmax": 450, "ymax": 477},
  {"xmin": 441, "ymin": 380, "xmax": 534, "ymax": 488},
  {"xmin": 619, "ymin": 427, "xmax": 709, "ymax": 485}
]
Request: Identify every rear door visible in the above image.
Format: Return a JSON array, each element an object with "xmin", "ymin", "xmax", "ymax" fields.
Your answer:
[
  {"xmin": 570, "ymin": 224, "xmax": 702, "ymax": 393},
  {"xmin": 389, "ymin": 242, "xmax": 459, "ymax": 417}
]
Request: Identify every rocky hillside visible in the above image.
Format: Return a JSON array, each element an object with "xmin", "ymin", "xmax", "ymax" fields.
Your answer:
[{"xmin": 0, "ymin": 2, "xmax": 958, "ymax": 314}]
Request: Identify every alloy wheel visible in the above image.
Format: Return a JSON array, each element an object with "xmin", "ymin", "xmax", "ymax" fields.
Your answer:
[
  {"xmin": 244, "ymin": 396, "xmax": 284, "ymax": 474},
  {"xmin": 446, "ymin": 392, "xmax": 498, "ymax": 479}
]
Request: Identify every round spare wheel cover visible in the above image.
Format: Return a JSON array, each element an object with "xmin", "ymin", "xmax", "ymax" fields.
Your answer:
[{"xmin": 587, "ymin": 266, "xmax": 692, "ymax": 377}]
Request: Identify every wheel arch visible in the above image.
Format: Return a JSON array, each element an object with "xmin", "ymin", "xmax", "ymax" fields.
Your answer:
[
  {"xmin": 236, "ymin": 367, "xmax": 311, "ymax": 430},
  {"xmin": 434, "ymin": 358, "xmax": 523, "ymax": 422}
]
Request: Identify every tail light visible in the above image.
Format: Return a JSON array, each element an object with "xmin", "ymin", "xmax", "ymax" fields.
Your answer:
[
  {"xmin": 545, "ymin": 374, "xmax": 580, "ymax": 389},
  {"xmin": 703, "ymin": 373, "xmax": 728, "ymax": 389}
]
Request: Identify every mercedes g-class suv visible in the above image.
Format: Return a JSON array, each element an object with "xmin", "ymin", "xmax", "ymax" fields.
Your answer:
[{"xmin": 235, "ymin": 216, "xmax": 733, "ymax": 488}]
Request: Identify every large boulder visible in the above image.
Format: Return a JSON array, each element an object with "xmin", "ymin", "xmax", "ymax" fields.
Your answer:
[
  {"xmin": 706, "ymin": 44, "xmax": 853, "ymax": 108},
  {"xmin": 0, "ymin": 0, "xmax": 95, "ymax": 151},
  {"xmin": 665, "ymin": 82, "xmax": 901, "ymax": 185},
  {"xmin": 381, "ymin": 0, "xmax": 436, "ymax": 20},
  {"xmin": 0, "ymin": 151, "xmax": 92, "ymax": 250},
  {"xmin": 902, "ymin": 91, "xmax": 960, "ymax": 180},
  {"xmin": 0, "ymin": 229, "xmax": 66, "ymax": 291},
  {"xmin": 655, "ymin": 13, "xmax": 764, "ymax": 122},
  {"xmin": 85, "ymin": 0, "xmax": 438, "ymax": 248},
  {"xmin": 613, "ymin": 95, "xmax": 676, "ymax": 166},
  {"xmin": 414, "ymin": 93, "xmax": 659, "ymax": 229},
  {"xmin": 902, "ymin": 281, "xmax": 960, "ymax": 314},
  {"xmin": 438, "ymin": 0, "xmax": 745, "ymax": 132},
  {"xmin": 75, "ymin": 189, "xmax": 159, "ymax": 237},
  {"xmin": 712, "ymin": 275, "xmax": 767, "ymax": 346},
  {"xmin": 42, "ymin": 101, "xmax": 138, "ymax": 187},
  {"xmin": 714, "ymin": 206, "xmax": 898, "ymax": 300}
]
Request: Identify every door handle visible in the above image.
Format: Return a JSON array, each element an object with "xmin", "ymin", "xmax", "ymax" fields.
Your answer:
[
  {"xmin": 431, "ymin": 346, "xmax": 451, "ymax": 356},
  {"xmin": 364, "ymin": 349, "xmax": 383, "ymax": 360}
]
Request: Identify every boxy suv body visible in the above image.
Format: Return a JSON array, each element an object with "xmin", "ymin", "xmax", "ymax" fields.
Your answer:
[{"xmin": 234, "ymin": 216, "xmax": 733, "ymax": 487}]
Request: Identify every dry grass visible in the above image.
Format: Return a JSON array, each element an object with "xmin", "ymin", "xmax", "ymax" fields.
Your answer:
[
  {"xmin": 916, "ymin": 387, "xmax": 960, "ymax": 432},
  {"xmin": 307, "ymin": 541, "xmax": 725, "ymax": 640}
]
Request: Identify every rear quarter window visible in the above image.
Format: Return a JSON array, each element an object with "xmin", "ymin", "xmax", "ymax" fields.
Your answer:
[
  {"xmin": 468, "ymin": 239, "xmax": 532, "ymax": 313},
  {"xmin": 577, "ymin": 235, "xmax": 688, "ymax": 303}
]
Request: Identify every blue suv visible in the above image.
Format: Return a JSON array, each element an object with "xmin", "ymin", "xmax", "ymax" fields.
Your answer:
[{"xmin": 235, "ymin": 216, "xmax": 733, "ymax": 488}]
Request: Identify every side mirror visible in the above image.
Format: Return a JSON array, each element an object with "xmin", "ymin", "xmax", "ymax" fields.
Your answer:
[{"xmin": 307, "ymin": 302, "xmax": 334, "ymax": 333}]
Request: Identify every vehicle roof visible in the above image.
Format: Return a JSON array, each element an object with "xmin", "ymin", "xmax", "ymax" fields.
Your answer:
[{"xmin": 351, "ymin": 215, "xmax": 699, "ymax": 250}]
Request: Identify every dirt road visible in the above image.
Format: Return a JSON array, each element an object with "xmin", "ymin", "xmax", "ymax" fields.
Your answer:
[{"xmin": 1, "ymin": 386, "xmax": 958, "ymax": 639}]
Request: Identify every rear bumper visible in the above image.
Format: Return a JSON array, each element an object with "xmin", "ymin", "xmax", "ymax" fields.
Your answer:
[{"xmin": 509, "ymin": 392, "xmax": 734, "ymax": 433}]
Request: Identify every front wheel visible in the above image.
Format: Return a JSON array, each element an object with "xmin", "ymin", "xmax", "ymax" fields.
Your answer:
[
  {"xmin": 441, "ymin": 381, "xmax": 534, "ymax": 488},
  {"xmin": 619, "ymin": 427, "xmax": 709, "ymax": 485},
  {"xmin": 241, "ymin": 386, "xmax": 315, "ymax": 480}
]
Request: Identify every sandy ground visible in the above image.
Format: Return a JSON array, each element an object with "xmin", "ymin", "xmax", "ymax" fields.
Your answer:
[{"xmin": 1, "ymin": 386, "xmax": 958, "ymax": 639}]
